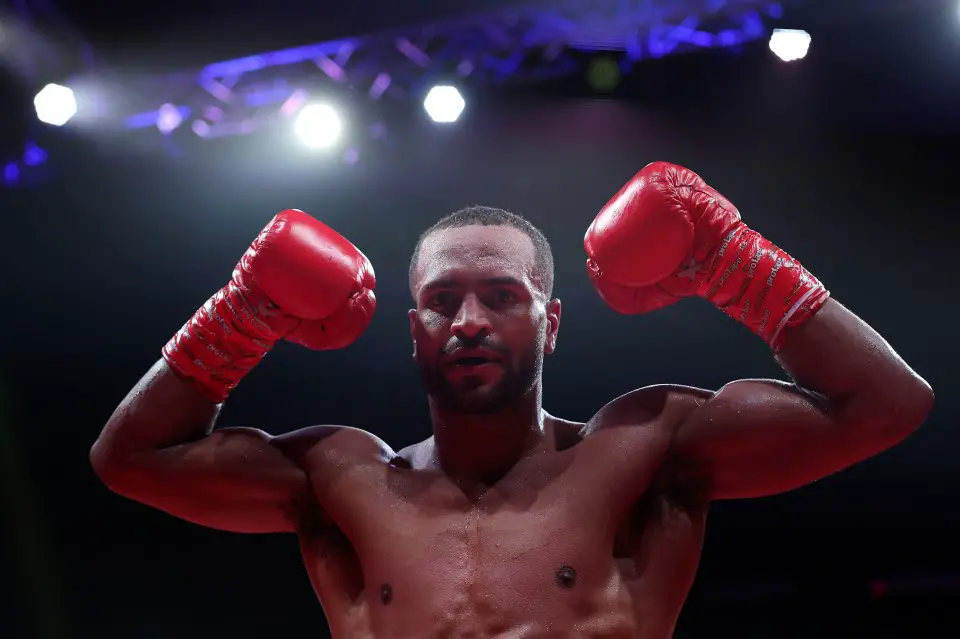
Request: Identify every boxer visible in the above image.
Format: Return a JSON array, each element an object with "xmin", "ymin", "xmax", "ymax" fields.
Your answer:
[{"xmin": 92, "ymin": 162, "xmax": 933, "ymax": 639}]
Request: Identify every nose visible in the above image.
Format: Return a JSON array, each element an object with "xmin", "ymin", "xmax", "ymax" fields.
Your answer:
[{"xmin": 451, "ymin": 293, "xmax": 492, "ymax": 340}]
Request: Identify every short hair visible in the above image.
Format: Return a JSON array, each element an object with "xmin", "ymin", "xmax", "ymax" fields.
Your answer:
[{"xmin": 409, "ymin": 205, "xmax": 555, "ymax": 299}]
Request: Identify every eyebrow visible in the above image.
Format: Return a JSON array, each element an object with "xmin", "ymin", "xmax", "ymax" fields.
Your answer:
[{"xmin": 422, "ymin": 276, "xmax": 525, "ymax": 292}]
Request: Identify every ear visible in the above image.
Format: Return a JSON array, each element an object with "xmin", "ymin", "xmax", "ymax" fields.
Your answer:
[
  {"xmin": 544, "ymin": 298, "xmax": 562, "ymax": 355},
  {"xmin": 408, "ymin": 309, "xmax": 418, "ymax": 359}
]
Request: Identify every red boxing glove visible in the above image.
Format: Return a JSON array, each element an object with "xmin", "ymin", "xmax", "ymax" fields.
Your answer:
[
  {"xmin": 584, "ymin": 162, "xmax": 829, "ymax": 351},
  {"xmin": 162, "ymin": 209, "xmax": 376, "ymax": 402}
]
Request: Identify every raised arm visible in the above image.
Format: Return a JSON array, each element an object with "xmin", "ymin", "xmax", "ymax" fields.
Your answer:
[
  {"xmin": 584, "ymin": 162, "xmax": 933, "ymax": 501},
  {"xmin": 90, "ymin": 209, "xmax": 376, "ymax": 532},
  {"xmin": 669, "ymin": 299, "xmax": 931, "ymax": 499},
  {"xmin": 91, "ymin": 360, "xmax": 312, "ymax": 533}
]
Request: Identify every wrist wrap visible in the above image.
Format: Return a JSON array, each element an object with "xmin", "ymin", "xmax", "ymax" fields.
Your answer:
[
  {"xmin": 162, "ymin": 276, "xmax": 291, "ymax": 402},
  {"xmin": 697, "ymin": 224, "xmax": 830, "ymax": 351}
]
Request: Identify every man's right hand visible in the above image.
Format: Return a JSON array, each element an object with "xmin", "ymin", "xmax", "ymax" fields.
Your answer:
[{"xmin": 163, "ymin": 209, "xmax": 376, "ymax": 402}]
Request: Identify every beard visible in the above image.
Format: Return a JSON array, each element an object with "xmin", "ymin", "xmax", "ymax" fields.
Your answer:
[{"xmin": 418, "ymin": 337, "xmax": 544, "ymax": 415}]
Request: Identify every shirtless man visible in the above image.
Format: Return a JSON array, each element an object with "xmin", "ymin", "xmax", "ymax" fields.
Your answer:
[{"xmin": 91, "ymin": 161, "xmax": 933, "ymax": 638}]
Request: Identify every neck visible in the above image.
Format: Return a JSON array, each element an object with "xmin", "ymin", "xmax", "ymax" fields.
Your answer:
[{"xmin": 429, "ymin": 385, "xmax": 546, "ymax": 487}]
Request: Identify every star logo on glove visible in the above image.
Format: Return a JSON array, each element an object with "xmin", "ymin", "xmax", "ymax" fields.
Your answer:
[{"xmin": 677, "ymin": 259, "xmax": 702, "ymax": 280}]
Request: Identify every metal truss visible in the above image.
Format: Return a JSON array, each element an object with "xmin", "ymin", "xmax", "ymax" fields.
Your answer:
[
  {"xmin": 2, "ymin": 0, "xmax": 786, "ymax": 185},
  {"xmin": 121, "ymin": 0, "xmax": 785, "ymax": 141}
]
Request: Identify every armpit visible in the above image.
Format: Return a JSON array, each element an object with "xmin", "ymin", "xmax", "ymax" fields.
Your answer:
[{"xmin": 650, "ymin": 455, "xmax": 713, "ymax": 511}]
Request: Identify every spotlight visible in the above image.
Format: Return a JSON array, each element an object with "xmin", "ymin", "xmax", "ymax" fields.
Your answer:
[
  {"xmin": 423, "ymin": 85, "xmax": 465, "ymax": 124},
  {"xmin": 22, "ymin": 142, "xmax": 47, "ymax": 167},
  {"xmin": 156, "ymin": 103, "xmax": 184, "ymax": 135},
  {"xmin": 769, "ymin": 29, "xmax": 811, "ymax": 62},
  {"xmin": 34, "ymin": 83, "xmax": 77, "ymax": 126},
  {"xmin": 3, "ymin": 163, "xmax": 20, "ymax": 185},
  {"xmin": 294, "ymin": 104, "xmax": 343, "ymax": 149}
]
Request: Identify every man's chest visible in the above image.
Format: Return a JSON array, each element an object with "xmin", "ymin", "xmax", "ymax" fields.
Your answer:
[
  {"xmin": 307, "ymin": 438, "xmax": 689, "ymax": 591},
  {"xmin": 298, "ymin": 449, "xmax": 706, "ymax": 639},
  {"xmin": 376, "ymin": 482, "xmax": 617, "ymax": 573},
  {"xmin": 302, "ymin": 465, "xmax": 633, "ymax": 633},
  {"xmin": 307, "ymin": 422, "xmax": 678, "ymax": 551}
]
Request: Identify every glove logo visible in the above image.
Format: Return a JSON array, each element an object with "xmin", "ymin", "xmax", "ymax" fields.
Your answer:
[{"xmin": 677, "ymin": 259, "xmax": 702, "ymax": 281}]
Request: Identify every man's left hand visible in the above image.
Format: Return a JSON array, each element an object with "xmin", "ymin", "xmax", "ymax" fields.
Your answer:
[{"xmin": 583, "ymin": 161, "xmax": 743, "ymax": 315}]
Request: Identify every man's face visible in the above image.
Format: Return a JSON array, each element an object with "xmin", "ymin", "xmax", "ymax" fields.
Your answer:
[{"xmin": 409, "ymin": 225, "xmax": 560, "ymax": 414}]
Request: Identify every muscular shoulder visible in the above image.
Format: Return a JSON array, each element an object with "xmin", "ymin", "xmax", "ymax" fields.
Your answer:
[
  {"xmin": 273, "ymin": 425, "xmax": 398, "ymax": 469},
  {"xmin": 584, "ymin": 384, "xmax": 713, "ymax": 437},
  {"xmin": 578, "ymin": 385, "xmax": 716, "ymax": 508}
]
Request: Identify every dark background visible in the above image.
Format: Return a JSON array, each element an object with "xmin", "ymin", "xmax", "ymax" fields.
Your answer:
[{"xmin": 1, "ymin": 1, "xmax": 958, "ymax": 637}]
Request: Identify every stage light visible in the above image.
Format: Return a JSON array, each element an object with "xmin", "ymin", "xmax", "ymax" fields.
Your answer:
[
  {"xmin": 3, "ymin": 163, "xmax": 19, "ymax": 185},
  {"xmin": 769, "ymin": 29, "xmax": 811, "ymax": 62},
  {"xmin": 423, "ymin": 85, "xmax": 465, "ymax": 123},
  {"xmin": 156, "ymin": 103, "xmax": 184, "ymax": 135},
  {"xmin": 33, "ymin": 83, "xmax": 77, "ymax": 126},
  {"xmin": 294, "ymin": 104, "xmax": 343, "ymax": 149},
  {"xmin": 22, "ymin": 143, "xmax": 47, "ymax": 167}
]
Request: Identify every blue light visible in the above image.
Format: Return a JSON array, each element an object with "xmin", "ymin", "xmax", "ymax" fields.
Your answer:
[
  {"xmin": 125, "ymin": 106, "xmax": 191, "ymax": 130},
  {"xmin": 199, "ymin": 38, "xmax": 359, "ymax": 80},
  {"xmin": 22, "ymin": 143, "xmax": 47, "ymax": 167},
  {"xmin": 111, "ymin": 0, "xmax": 784, "ymax": 145},
  {"xmin": 3, "ymin": 163, "xmax": 20, "ymax": 184},
  {"xmin": 126, "ymin": 110, "xmax": 162, "ymax": 129},
  {"xmin": 245, "ymin": 88, "xmax": 294, "ymax": 107}
]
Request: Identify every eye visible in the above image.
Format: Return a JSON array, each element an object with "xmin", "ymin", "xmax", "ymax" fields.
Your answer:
[
  {"xmin": 429, "ymin": 291, "xmax": 455, "ymax": 308},
  {"xmin": 496, "ymin": 289, "xmax": 517, "ymax": 304}
]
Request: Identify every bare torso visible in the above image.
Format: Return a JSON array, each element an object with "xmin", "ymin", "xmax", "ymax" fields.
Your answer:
[{"xmin": 286, "ymin": 391, "xmax": 707, "ymax": 639}]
